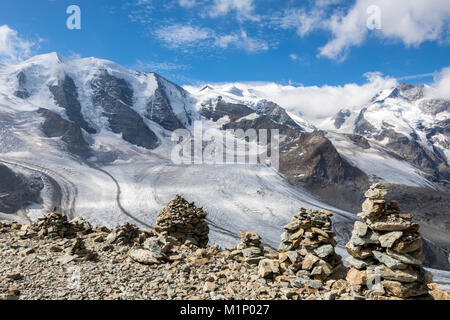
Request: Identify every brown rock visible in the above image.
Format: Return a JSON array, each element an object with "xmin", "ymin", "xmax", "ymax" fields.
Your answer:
[
  {"xmin": 258, "ymin": 259, "xmax": 280, "ymax": 279},
  {"xmin": 376, "ymin": 266, "xmax": 418, "ymax": 283},
  {"xmin": 302, "ymin": 253, "xmax": 319, "ymax": 271},
  {"xmin": 346, "ymin": 268, "xmax": 365, "ymax": 286},
  {"xmin": 382, "ymin": 280, "xmax": 428, "ymax": 298},
  {"xmin": 291, "ymin": 228, "xmax": 304, "ymax": 240},
  {"xmin": 427, "ymin": 283, "xmax": 450, "ymax": 300},
  {"xmin": 129, "ymin": 249, "xmax": 160, "ymax": 265},
  {"xmin": 393, "ymin": 237, "xmax": 422, "ymax": 254}
]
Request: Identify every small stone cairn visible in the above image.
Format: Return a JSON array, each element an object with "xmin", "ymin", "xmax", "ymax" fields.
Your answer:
[
  {"xmin": 154, "ymin": 195, "xmax": 209, "ymax": 248},
  {"xmin": 237, "ymin": 232, "xmax": 266, "ymax": 265},
  {"xmin": 278, "ymin": 208, "xmax": 344, "ymax": 282},
  {"xmin": 345, "ymin": 183, "xmax": 432, "ymax": 299},
  {"xmin": 30, "ymin": 212, "xmax": 77, "ymax": 239},
  {"xmin": 106, "ymin": 222, "xmax": 151, "ymax": 245}
]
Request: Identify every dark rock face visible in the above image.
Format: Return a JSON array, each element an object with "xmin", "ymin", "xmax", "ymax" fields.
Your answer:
[
  {"xmin": 49, "ymin": 75, "xmax": 96, "ymax": 134},
  {"xmin": 38, "ymin": 108, "xmax": 90, "ymax": 157},
  {"xmin": 0, "ymin": 164, "xmax": 43, "ymax": 214},
  {"xmin": 419, "ymin": 99, "xmax": 450, "ymax": 115},
  {"xmin": 354, "ymin": 108, "xmax": 376, "ymax": 136},
  {"xmin": 280, "ymin": 131, "xmax": 369, "ymax": 212},
  {"xmin": 397, "ymin": 83, "xmax": 425, "ymax": 101},
  {"xmin": 375, "ymin": 129, "xmax": 449, "ymax": 181},
  {"xmin": 345, "ymin": 134, "xmax": 371, "ymax": 149},
  {"xmin": 381, "ymin": 84, "xmax": 425, "ymax": 102},
  {"xmin": 332, "ymin": 109, "xmax": 351, "ymax": 129},
  {"xmin": 223, "ymin": 113, "xmax": 296, "ymax": 138},
  {"xmin": 201, "ymin": 99, "xmax": 254, "ymax": 122},
  {"xmin": 280, "ymin": 131, "xmax": 368, "ymax": 187},
  {"xmin": 13, "ymin": 71, "xmax": 31, "ymax": 99},
  {"xmin": 91, "ymin": 71, "xmax": 160, "ymax": 150},
  {"xmin": 146, "ymin": 74, "xmax": 189, "ymax": 131},
  {"xmin": 256, "ymin": 100, "xmax": 303, "ymax": 130}
]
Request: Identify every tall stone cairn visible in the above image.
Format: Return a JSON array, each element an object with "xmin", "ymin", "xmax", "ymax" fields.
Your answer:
[
  {"xmin": 345, "ymin": 183, "xmax": 433, "ymax": 299},
  {"xmin": 278, "ymin": 208, "xmax": 344, "ymax": 282},
  {"xmin": 154, "ymin": 195, "xmax": 209, "ymax": 248}
]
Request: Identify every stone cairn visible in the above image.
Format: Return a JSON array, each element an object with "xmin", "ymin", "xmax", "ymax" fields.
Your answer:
[
  {"xmin": 154, "ymin": 195, "xmax": 209, "ymax": 248},
  {"xmin": 345, "ymin": 183, "xmax": 432, "ymax": 299},
  {"xmin": 278, "ymin": 208, "xmax": 344, "ymax": 282},
  {"xmin": 29, "ymin": 212, "xmax": 77, "ymax": 239},
  {"xmin": 236, "ymin": 232, "xmax": 266, "ymax": 265},
  {"xmin": 106, "ymin": 222, "xmax": 152, "ymax": 246}
]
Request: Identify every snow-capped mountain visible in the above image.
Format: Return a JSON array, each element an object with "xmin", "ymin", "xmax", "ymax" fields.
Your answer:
[
  {"xmin": 0, "ymin": 53, "xmax": 356, "ymax": 250},
  {"xmin": 185, "ymin": 83, "xmax": 317, "ymax": 132},
  {"xmin": 0, "ymin": 53, "xmax": 449, "ymax": 271},
  {"xmin": 321, "ymin": 83, "xmax": 449, "ymax": 182},
  {"xmin": 0, "ymin": 52, "xmax": 196, "ymax": 152}
]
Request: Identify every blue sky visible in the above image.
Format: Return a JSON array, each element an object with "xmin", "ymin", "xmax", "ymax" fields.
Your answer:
[{"xmin": 0, "ymin": 0, "xmax": 449, "ymax": 86}]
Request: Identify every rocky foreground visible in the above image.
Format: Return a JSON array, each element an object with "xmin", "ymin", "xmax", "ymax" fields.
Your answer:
[{"xmin": 1, "ymin": 187, "xmax": 449, "ymax": 300}]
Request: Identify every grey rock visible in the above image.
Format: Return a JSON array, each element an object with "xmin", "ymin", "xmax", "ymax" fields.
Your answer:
[
  {"xmin": 290, "ymin": 278, "xmax": 323, "ymax": 289},
  {"xmin": 350, "ymin": 231, "xmax": 379, "ymax": 246},
  {"xmin": 353, "ymin": 221, "xmax": 368, "ymax": 237},
  {"xmin": 372, "ymin": 251, "xmax": 406, "ymax": 269},
  {"xmin": 346, "ymin": 256, "xmax": 370, "ymax": 270},
  {"xmin": 314, "ymin": 244, "xmax": 334, "ymax": 258},
  {"xmin": 386, "ymin": 250, "xmax": 422, "ymax": 266},
  {"xmin": 379, "ymin": 231, "xmax": 403, "ymax": 248}
]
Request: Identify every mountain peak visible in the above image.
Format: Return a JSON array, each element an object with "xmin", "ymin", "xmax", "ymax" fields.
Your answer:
[{"xmin": 24, "ymin": 52, "xmax": 67, "ymax": 65}]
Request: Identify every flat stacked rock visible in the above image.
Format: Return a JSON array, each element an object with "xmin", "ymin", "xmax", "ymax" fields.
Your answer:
[
  {"xmin": 154, "ymin": 195, "xmax": 209, "ymax": 248},
  {"xmin": 346, "ymin": 183, "xmax": 432, "ymax": 299},
  {"xmin": 278, "ymin": 208, "xmax": 344, "ymax": 282}
]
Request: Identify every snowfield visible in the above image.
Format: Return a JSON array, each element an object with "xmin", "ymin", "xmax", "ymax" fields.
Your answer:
[{"xmin": 326, "ymin": 132, "xmax": 435, "ymax": 188}]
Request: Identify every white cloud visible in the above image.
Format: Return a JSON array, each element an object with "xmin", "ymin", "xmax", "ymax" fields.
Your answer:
[
  {"xmin": 68, "ymin": 51, "xmax": 82, "ymax": 60},
  {"xmin": 276, "ymin": 8, "xmax": 325, "ymax": 37},
  {"xmin": 321, "ymin": 0, "xmax": 450, "ymax": 60},
  {"xmin": 208, "ymin": 0, "xmax": 257, "ymax": 21},
  {"xmin": 155, "ymin": 24, "xmax": 268, "ymax": 53},
  {"xmin": 178, "ymin": 0, "xmax": 196, "ymax": 8},
  {"xmin": 0, "ymin": 25, "xmax": 36, "ymax": 63},
  {"xmin": 188, "ymin": 73, "xmax": 398, "ymax": 122},
  {"xmin": 275, "ymin": 0, "xmax": 450, "ymax": 61},
  {"xmin": 426, "ymin": 67, "xmax": 450, "ymax": 100},
  {"xmin": 133, "ymin": 59, "xmax": 188, "ymax": 72},
  {"xmin": 154, "ymin": 24, "xmax": 212, "ymax": 47},
  {"xmin": 236, "ymin": 30, "xmax": 268, "ymax": 53},
  {"xmin": 289, "ymin": 54, "xmax": 298, "ymax": 61},
  {"xmin": 250, "ymin": 75, "xmax": 397, "ymax": 121}
]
